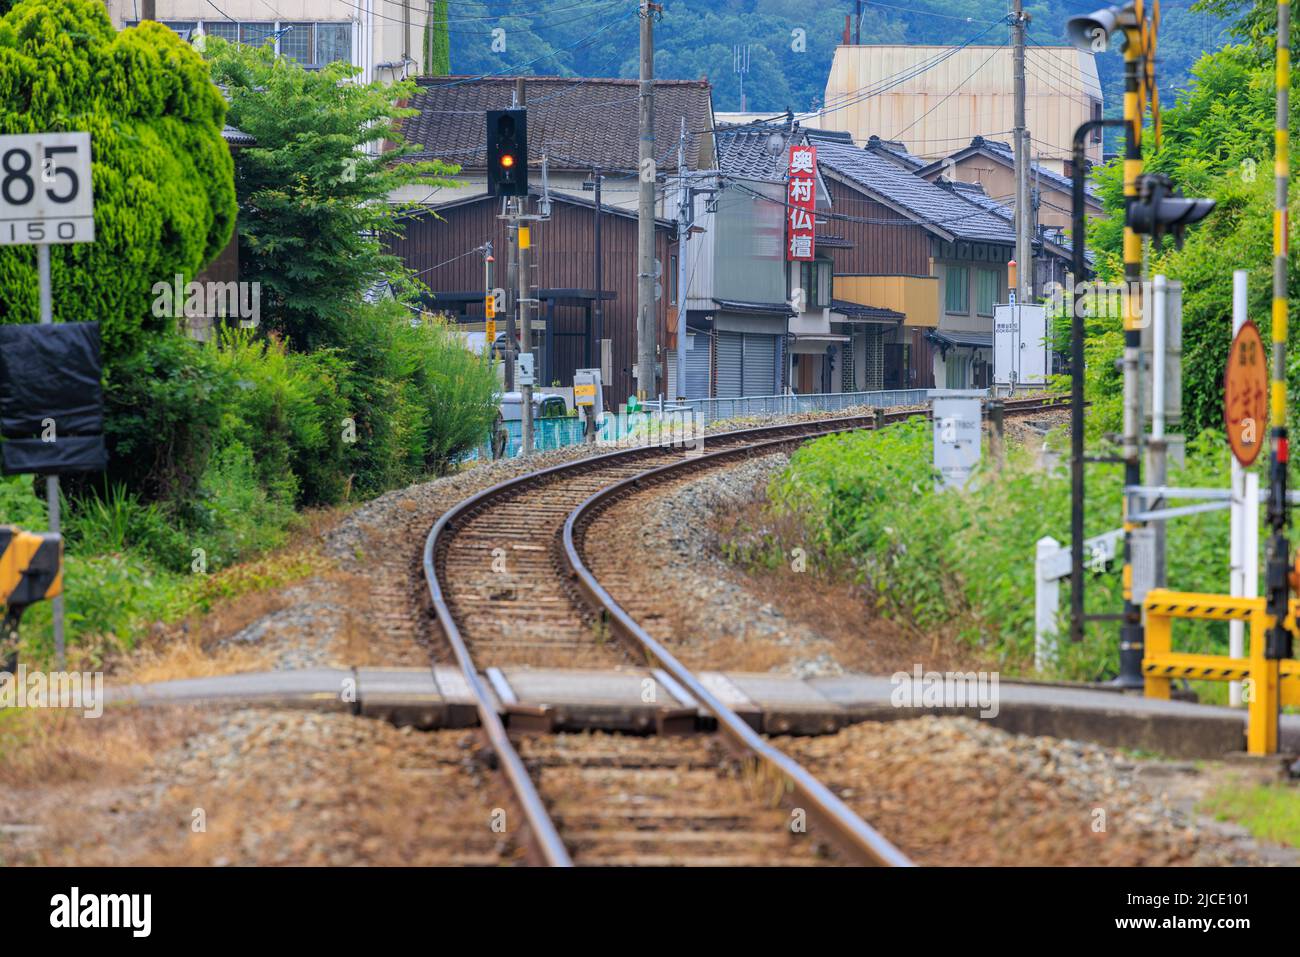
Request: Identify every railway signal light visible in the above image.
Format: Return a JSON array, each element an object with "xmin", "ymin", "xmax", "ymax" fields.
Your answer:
[
  {"xmin": 1128, "ymin": 173, "xmax": 1215, "ymax": 249},
  {"xmin": 486, "ymin": 109, "xmax": 528, "ymax": 197}
]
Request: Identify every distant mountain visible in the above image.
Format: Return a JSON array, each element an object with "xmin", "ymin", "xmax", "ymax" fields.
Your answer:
[{"xmin": 443, "ymin": 0, "xmax": 1232, "ymax": 151}]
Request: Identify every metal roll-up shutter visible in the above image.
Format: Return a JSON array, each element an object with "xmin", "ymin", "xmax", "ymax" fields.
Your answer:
[
  {"xmin": 716, "ymin": 331, "xmax": 743, "ymax": 398},
  {"xmin": 686, "ymin": 333, "xmax": 711, "ymax": 399},
  {"xmin": 742, "ymin": 333, "xmax": 776, "ymax": 396}
]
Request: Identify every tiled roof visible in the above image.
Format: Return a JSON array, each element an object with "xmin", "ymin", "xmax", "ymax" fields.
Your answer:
[
  {"xmin": 830, "ymin": 299, "xmax": 904, "ymax": 322},
  {"xmin": 927, "ymin": 329, "xmax": 993, "ymax": 349},
  {"xmin": 222, "ymin": 125, "xmax": 255, "ymax": 147},
  {"xmin": 715, "ymin": 122, "xmax": 801, "ymax": 180},
  {"xmin": 863, "ymin": 134, "xmax": 927, "ymax": 170},
  {"xmin": 942, "ymin": 179, "xmax": 1092, "ymax": 264},
  {"xmin": 919, "ymin": 136, "xmax": 1100, "ymax": 202},
  {"xmin": 978, "ymin": 137, "xmax": 1099, "ymax": 201},
  {"xmin": 807, "ymin": 129, "xmax": 1016, "ymax": 245},
  {"xmin": 398, "ymin": 76, "xmax": 714, "ymax": 173},
  {"xmin": 712, "ymin": 298, "xmax": 796, "ymax": 317}
]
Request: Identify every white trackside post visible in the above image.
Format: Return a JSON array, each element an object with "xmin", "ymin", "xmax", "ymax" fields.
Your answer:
[
  {"xmin": 1229, "ymin": 269, "xmax": 1256, "ymax": 707},
  {"xmin": 1035, "ymin": 536, "xmax": 1062, "ymax": 670}
]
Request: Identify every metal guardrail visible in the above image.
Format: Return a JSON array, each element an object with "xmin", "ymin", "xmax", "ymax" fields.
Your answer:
[
  {"xmin": 481, "ymin": 387, "xmax": 1046, "ymax": 460},
  {"xmin": 652, "ymin": 389, "xmax": 931, "ymax": 427}
]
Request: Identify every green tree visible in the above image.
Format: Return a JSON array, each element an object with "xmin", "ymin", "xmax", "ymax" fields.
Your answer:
[
  {"xmin": 0, "ymin": 0, "xmax": 236, "ymax": 360},
  {"xmin": 204, "ymin": 39, "xmax": 459, "ymax": 351},
  {"xmin": 1082, "ymin": 0, "xmax": 1300, "ymax": 440},
  {"xmin": 423, "ymin": 0, "xmax": 450, "ymax": 76}
]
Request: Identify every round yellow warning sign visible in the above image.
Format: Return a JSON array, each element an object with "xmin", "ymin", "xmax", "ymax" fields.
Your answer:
[{"xmin": 1224, "ymin": 320, "xmax": 1268, "ymax": 467}]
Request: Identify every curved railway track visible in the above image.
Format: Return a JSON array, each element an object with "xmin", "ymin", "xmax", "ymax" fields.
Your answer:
[{"xmin": 423, "ymin": 395, "xmax": 1068, "ymax": 866}]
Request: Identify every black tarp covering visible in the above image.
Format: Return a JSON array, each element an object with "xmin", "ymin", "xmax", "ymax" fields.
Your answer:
[{"xmin": 0, "ymin": 322, "xmax": 107, "ymax": 475}]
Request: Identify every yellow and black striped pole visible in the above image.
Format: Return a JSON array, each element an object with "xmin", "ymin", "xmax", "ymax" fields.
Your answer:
[
  {"xmin": 1262, "ymin": 0, "xmax": 1291, "ymax": 739},
  {"xmin": 1117, "ymin": 14, "xmax": 1147, "ymax": 686}
]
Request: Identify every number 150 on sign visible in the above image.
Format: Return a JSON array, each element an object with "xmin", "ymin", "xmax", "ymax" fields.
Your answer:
[{"xmin": 0, "ymin": 132, "xmax": 95, "ymax": 246}]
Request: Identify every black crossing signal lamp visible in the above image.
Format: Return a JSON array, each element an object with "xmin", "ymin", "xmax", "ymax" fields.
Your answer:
[
  {"xmin": 1128, "ymin": 172, "xmax": 1215, "ymax": 249},
  {"xmin": 486, "ymin": 108, "xmax": 528, "ymax": 198}
]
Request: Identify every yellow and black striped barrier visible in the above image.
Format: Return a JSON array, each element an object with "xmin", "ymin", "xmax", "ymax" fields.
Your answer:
[
  {"xmin": 0, "ymin": 525, "xmax": 63, "ymax": 671},
  {"xmin": 1143, "ymin": 588, "xmax": 1297, "ymax": 754}
]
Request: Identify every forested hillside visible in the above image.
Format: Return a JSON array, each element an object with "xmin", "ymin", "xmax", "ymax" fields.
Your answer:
[{"xmin": 441, "ymin": 0, "xmax": 1232, "ymax": 129}]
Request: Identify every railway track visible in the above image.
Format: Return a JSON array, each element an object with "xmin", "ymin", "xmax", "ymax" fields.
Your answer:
[{"xmin": 422, "ymin": 395, "xmax": 1068, "ymax": 866}]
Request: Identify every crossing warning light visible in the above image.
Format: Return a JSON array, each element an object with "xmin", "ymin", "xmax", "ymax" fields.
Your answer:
[
  {"xmin": 487, "ymin": 109, "xmax": 528, "ymax": 198},
  {"xmin": 1129, "ymin": 173, "xmax": 1215, "ymax": 249}
]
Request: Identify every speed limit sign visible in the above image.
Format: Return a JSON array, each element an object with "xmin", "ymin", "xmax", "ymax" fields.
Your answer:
[{"xmin": 0, "ymin": 132, "xmax": 94, "ymax": 246}]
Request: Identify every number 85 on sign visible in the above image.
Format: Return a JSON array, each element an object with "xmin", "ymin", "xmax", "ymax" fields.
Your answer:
[{"xmin": 0, "ymin": 132, "xmax": 94, "ymax": 246}]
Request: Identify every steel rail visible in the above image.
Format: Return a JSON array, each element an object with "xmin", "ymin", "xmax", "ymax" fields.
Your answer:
[
  {"xmin": 562, "ymin": 429, "xmax": 915, "ymax": 867},
  {"xmin": 424, "ymin": 393, "xmax": 1068, "ymax": 866}
]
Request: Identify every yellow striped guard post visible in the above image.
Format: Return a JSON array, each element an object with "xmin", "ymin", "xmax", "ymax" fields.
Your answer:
[{"xmin": 1142, "ymin": 588, "xmax": 1295, "ymax": 754}]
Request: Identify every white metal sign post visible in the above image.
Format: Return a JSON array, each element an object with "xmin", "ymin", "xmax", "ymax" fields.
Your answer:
[
  {"xmin": 0, "ymin": 131, "xmax": 95, "ymax": 666},
  {"xmin": 932, "ymin": 397, "xmax": 982, "ymax": 489}
]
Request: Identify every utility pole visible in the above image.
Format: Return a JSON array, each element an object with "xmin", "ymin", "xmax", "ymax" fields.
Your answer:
[
  {"xmin": 403, "ymin": 0, "xmax": 410, "ymax": 74},
  {"xmin": 675, "ymin": 117, "xmax": 690, "ymax": 400},
  {"xmin": 516, "ymin": 77, "xmax": 533, "ymax": 457},
  {"xmin": 505, "ymin": 200, "xmax": 517, "ymax": 398},
  {"xmin": 141, "ymin": 0, "xmax": 155, "ymax": 20},
  {"xmin": 1262, "ymin": 0, "xmax": 1292, "ymax": 735},
  {"xmin": 1116, "ymin": 17, "xmax": 1146, "ymax": 688},
  {"xmin": 1012, "ymin": 0, "xmax": 1031, "ymax": 301},
  {"xmin": 591, "ymin": 169, "xmax": 605, "ymax": 388},
  {"xmin": 637, "ymin": 2, "xmax": 661, "ymax": 403}
]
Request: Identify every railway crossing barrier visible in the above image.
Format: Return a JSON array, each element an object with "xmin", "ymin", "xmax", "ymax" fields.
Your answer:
[
  {"xmin": 0, "ymin": 526, "xmax": 63, "ymax": 672},
  {"xmin": 1142, "ymin": 588, "xmax": 1299, "ymax": 754}
]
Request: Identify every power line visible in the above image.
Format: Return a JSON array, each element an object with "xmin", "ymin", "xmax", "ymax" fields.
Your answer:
[
  {"xmin": 889, "ymin": 44, "xmax": 1005, "ymax": 141},
  {"xmin": 374, "ymin": 0, "xmax": 621, "ymax": 24},
  {"xmin": 688, "ymin": 19, "xmax": 1012, "ymax": 140}
]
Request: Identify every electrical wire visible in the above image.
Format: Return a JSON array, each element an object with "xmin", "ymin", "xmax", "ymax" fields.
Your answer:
[{"xmin": 889, "ymin": 44, "xmax": 1005, "ymax": 141}]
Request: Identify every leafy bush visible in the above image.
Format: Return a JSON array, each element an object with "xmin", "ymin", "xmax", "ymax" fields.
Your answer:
[
  {"xmin": 0, "ymin": 475, "xmax": 46, "ymax": 527},
  {"xmin": 102, "ymin": 333, "xmax": 228, "ymax": 504},
  {"xmin": 406, "ymin": 315, "xmax": 500, "ymax": 474},
  {"xmin": 208, "ymin": 327, "xmax": 351, "ymax": 507},
  {"xmin": 63, "ymin": 483, "xmax": 187, "ymax": 567},
  {"xmin": 744, "ymin": 421, "xmax": 1256, "ymax": 681},
  {"xmin": 0, "ymin": 0, "xmax": 235, "ymax": 360},
  {"xmin": 184, "ymin": 440, "xmax": 296, "ymax": 571}
]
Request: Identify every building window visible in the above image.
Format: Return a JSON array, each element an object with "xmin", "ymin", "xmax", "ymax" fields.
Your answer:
[
  {"xmin": 799, "ymin": 259, "xmax": 831, "ymax": 308},
  {"xmin": 205, "ymin": 21, "xmax": 239, "ymax": 42},
  {"xmin": 669, "ymin": 254, "xmax": 678, "ymax": 304},
  {"xmin": 1090, "ymin": 100, "xmax": 1103, "ymax": 143},
  {"xmin": 129, "ymin": 20, "xmax": 353, "ymax": 67},
  {"xmin": 945, "ymin": 265, "xmax": 969, "ymax": 314},
  {"xmin": 316, "ymin": 23, "xmax": 352, "ymax": 66},
  {"xmin": 280, "ymin": 23, "xmax": 314, "ymax": 64},
  {"xmin": 975, "ymin": 268, "xmax": 998, "ymax": 317}
]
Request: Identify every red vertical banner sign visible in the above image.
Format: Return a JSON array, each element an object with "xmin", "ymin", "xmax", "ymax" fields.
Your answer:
[{"xmin": 787, "ymin": 144, "xmax": 816, "ymax": 261}]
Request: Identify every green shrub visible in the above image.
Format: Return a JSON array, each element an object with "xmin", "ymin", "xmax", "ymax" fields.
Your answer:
[
  {"xmin": 0, "ymin": 475, "xmax": 46, "ymax": 527},
  {"xmin": 0, "ymin": 0, "xmax": 235, "ymax": 360},
  {"xmin": 102, "ymin": 332, "xmax": 228, "ymax": 504},
  {"xmin": 406, "ymin": 315, "xmax": 500, "ymax": 474},
  {"xmin": 185, "ymin": 440, "xmax": 296, "ymax": 571},
  {"xmin": 208, "ymin": 327, "xmax": 352, "ymax": 507},
  {"xmin": 756, "ymin": 421, "xmax": 1256, "ymax": 680}
]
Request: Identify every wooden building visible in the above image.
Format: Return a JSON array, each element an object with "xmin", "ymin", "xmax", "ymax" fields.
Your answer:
[
  {"xmin": 387, "ymin": 194, "xmax": 673, "ymax": 405},
  {"xmin": 386, "ymin": 75, "xmax": 715, "ymax": 405}
]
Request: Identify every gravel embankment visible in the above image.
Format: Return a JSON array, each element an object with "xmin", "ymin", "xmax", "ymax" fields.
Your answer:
[
  {"xmin": 0, "ymin": 707, "xmax": 512, "ymax": 866},
  {"xmin": 787, "ymin": 716, "xmax": 1295, "ymax": 866}
]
